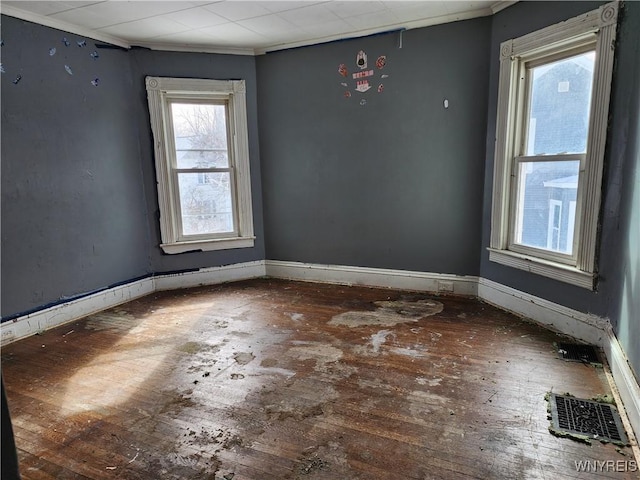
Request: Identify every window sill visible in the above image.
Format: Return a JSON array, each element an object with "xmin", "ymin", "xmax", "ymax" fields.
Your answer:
[
  {"xmin": 487, "ymin": 248, "xmax": 595, "ymax": 290},
  {"xmin": 161, "ymin": 237, "xmax": 255, "ymax": 254}
]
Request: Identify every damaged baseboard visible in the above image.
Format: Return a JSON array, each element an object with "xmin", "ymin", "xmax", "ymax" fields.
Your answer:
[
  {"xmin": 0, "ymin": 260, "xmax": 266, "ymax": 346},
  {"xmin": 264, "ymin": 260, "xmax": 479, "ymax": 296},
  {"xmin": 602, "ymin": 325, "xmax": 640, "ymax": 448},
  {"xmin": 477, "ymin": 278, "xmax": 609, "ymax": 346},
  {"xmin": 154, "ymin": 260, "xmax": 266, "ymax": 291},
  {"xmin": 0, "ymin": 278, "xmax": 155, "ymax": 346}
]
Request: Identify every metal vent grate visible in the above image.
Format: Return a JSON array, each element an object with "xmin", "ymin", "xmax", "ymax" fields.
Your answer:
[
  {"xmin": 557, "ymin": 343, "xmax": 600, "ymax": 364},
  {"xmin": 549, "ymin": 393, "xmax": 627, "ymax": 444}
]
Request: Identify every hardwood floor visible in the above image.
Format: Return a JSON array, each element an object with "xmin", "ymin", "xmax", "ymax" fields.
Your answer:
[{"xmin": 2, "ymin": 279, "xmax": 637, "ymax": 479}]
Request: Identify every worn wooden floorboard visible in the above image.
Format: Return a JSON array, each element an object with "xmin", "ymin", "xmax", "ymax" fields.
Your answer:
[{"xmin": 2, "ymin": 278, "xmax": 637, "ymax": 479}]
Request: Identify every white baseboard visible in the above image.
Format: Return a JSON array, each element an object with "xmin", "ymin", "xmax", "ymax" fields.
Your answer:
[
  {"xmin": 265, "ymin": 260, "xmax": 479, "ymax": 296},
  {"xmin": 477, "ymin": 277, "xmax": 609, "ymax": 346},
  {"xmin": 0, "ymin": 277, "xmax": 155, "ymax": 346},
  {"xmin": 603, "ymin": 325, "xmax": 640, "ymax": 445},
  {"xmin": 0, "ymin": 261, "xmax": 266, "ymax": 346},
  {"xmin": 154, "ymin": 260, "xmax": 266, "ymax": 291}
]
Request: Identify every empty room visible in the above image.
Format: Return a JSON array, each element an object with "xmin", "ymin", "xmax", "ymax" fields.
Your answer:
[{"xmin": 1, "ymin": 1, "xmax": 639, "ymax": 478}]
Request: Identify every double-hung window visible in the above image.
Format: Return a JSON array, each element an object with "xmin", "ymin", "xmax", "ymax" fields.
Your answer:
[
  {"xmin": 488, "ymin": 2, "xmax": 618, "ymax": 289},
  {"xmin": 146, "ymin": 77, "xmax": 254, "ymax": 254}
]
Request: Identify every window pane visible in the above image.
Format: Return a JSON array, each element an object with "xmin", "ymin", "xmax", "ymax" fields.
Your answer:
[
  {"xmin": 171, "ymin": 103, "xmax": 229, "ymax": 168},
  {"xmin": 526, "ymin": 51, "xmax": 595, "ymax": 156},
  {"xmin": 514, "ymin": 160, "xmax": 579, "ymax": 254},
  {"xmin": 178, "ymin": 172, "xmax": 234, "ymax": 235}
]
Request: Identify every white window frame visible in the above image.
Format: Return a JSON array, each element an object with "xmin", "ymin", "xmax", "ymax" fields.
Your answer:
[
  {"xmin": 146, "ymin": 77, "xmax": 255, "ymax": 254},
  {"xmin": 488, "ymin": 2, "xmax": 618, "ymax": 290},
  {"xmin": 546, "ymin": 199, "xmax": 562, "ymax": 252}
]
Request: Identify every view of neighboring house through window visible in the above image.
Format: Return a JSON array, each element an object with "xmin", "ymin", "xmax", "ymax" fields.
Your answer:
[
  {"xmin": 146, "ymin": 77, "xmax": 254, "ymax": 254},
  {"xmin": 172, "ymin": 102, "xmax": 234, "ymax": 236},
  {"xmin": 488, "ymin": 2, "xmax": 618, "ymax": 289},
  {"xmin": 513, "ymin": 50, "xmax": 594, "ymax": 256}
]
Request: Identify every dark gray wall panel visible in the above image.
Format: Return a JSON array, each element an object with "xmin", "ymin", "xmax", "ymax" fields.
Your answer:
[
  {"xmin": 480, "ymin": 2, "xmax": 640, "ymax": 376},
  {"xmin": 599, "ymin": 1, "xmax": 640, "ymax": 379},
  {"xmin": 128, "ymin": 49, "xmax": 265, "ymax": 273},
  {"xmin": 258, "ymin": 19, "xmax": 490, "ymax": 275},
  {"xmin": 1, "ymin": 16, "xmax": 150, "ymax": 318}
]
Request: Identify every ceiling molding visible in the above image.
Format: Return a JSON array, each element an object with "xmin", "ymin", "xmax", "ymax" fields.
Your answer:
[
  {"xmin": 491, "ymin": 1, "xmax": 518, "ymax": 14},
  {"xmin": 133, "ymin": 41, "xmax": 256, "ymax": 57},
  {"xmin": 0, "ymin": 4, "xmax": 131, "ymax": 50}
]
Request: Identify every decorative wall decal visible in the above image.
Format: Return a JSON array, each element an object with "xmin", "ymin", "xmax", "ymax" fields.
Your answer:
[
  {"xmin": 355, "ymin": 80, "xmax": 371, "ymax": 92},
  {"xmin": 356, "ymin": 50, "xmax": 367, "ymax": 70},
  {"xmin": 352, "ymin": 69, "xmax": 373, "ymax": 79},
  {"xmin": 337, "ymin": 49, "xmax": 389, "ymax": 105},
  {"xmin": 4, "ymin": 32, "xmax": 108, "ymax": 91}
]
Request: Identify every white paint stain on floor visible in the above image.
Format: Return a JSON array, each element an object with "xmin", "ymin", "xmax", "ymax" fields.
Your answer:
[
  {"xmin": 329, "ymin": 299, "xmax": 444, "ymax": 328},
  {"xmin": 390, "ymin": 347, "xmax": 427, "ymax": 358},
  {"xmin": 287, "ymin": 343, "xmax": 343, "ymax": 369},
  {"xmin": 370, "ymin": 330, "xmax": 393, "ymax": 353},
  {"xmin": 416, "ymin": 377, "xmax": 442, "ymax": 387}
]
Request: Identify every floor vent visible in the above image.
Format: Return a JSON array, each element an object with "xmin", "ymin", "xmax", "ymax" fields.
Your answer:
[
  {"xmin": 549, "ymin": 393, "xmax": 627, "ymax": 445},
  {"xmin": 557, "ymin": 343, "xmax": 600, "ymax": 364}
]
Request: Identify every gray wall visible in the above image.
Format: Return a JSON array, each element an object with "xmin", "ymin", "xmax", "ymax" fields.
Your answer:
[
  {"xmin": 601, "ymin": 1, "xmax": 640, "ymax": 380},
  {"xmin": 257, "ymin": 19, "xmax": 490, "ymax": 275},
  {"xmin": 1, "ymin": 16, "xmax": 150, "ymax": 318},
  {"xmin": 480, "ymin": 2, "xmax": 640, "ymax": 376},
  {"xmin": 0, "ymin": 19, "xmax": 265, "ymax": 319},
  {"xmin": 128, "ymin": 49, "xmax": 265, "ymax": 274}
]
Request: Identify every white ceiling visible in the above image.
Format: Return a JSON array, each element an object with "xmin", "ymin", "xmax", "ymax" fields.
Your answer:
[{"xmin": 0, "ymin": 1, "xmax": 515, "ymax": 55}]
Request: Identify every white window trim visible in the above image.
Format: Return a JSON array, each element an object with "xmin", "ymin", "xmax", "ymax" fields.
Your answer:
[
  {"xmin": 146, "ymin": 77, "xmax": 255, "ymax": 254},
  {"xmin": 488, "ymin": 2, "xmax": 618, "ymax": 290}
]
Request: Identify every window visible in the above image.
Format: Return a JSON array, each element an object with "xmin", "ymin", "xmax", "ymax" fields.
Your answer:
[
  {"xmin": 488, "ymin": 3, "xmax": 618, "ymax": 289},
  {"xmin": 146, "ymin": 77, "xmax": 254, "ymax": 254}
]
